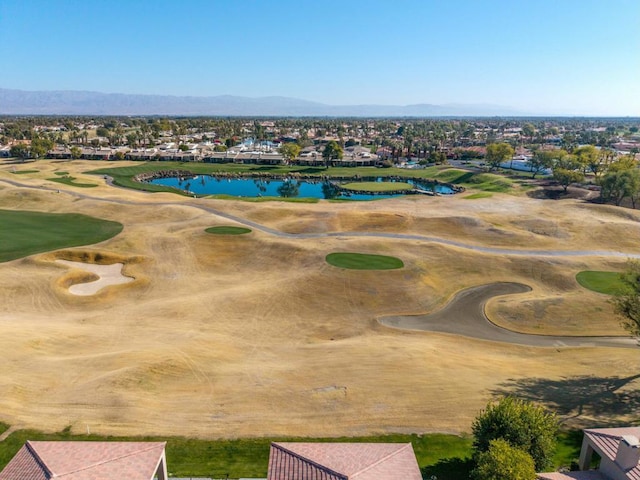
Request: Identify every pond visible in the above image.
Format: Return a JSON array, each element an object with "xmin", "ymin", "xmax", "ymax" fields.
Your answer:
[{"xmin": 147, "ymin": 175, "xmax": 455, "ymax": 200}]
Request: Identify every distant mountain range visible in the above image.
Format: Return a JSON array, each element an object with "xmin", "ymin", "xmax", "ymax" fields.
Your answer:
[{"xmin": 0, "ymin": 88, "xmax": 527, "ymax": 117}]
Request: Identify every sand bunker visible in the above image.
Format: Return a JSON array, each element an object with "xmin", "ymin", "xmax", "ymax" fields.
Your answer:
[{"xmin": 56, "ymin": 259, "xmax": 134, "ymax": 295}]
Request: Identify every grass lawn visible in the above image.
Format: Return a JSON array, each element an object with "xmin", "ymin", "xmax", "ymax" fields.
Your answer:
[
  {"xmin": 326, "ymin": 252, "xmax": 404, "ymax": 270},
  {"xmin": 0, "ymin": 210, "xmax": 123, "ymax": 262},
  {"xmin": 576, "ymin": 271, "xmax": 625, "ymax": 295},
  {"xmin": 463, "ymin": 192, "xmax": 493, "ymax": 200},
  {"xmin": 340, "ymin": 181, "xmax": 413, "ymax": 192},
  {"xmin": 47, "ymin": 176, "xmax": 98, "ymax": 188},
  {"xmin": 54, "ymin": 171, "xmax": 69, "ymax": 176},
  {"xmin": 0, "ymin": 427, "xmax": 583, "ymax": 479},
  {"xmin": 10, "ymin": 170, "xmax": 39, "ymax": 175},
  {"xmin": 205, "ymin": 226, "xmax": 252, "ymax": 235}
]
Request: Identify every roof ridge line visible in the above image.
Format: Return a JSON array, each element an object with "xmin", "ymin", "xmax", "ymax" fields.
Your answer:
[
  {"xmin": 25, "ymin": 441, "xmax": 53, "ymax": 479},
  {"xmin": 271, "ymin": 443, "xmax": 347, "ymax": 480},
  {"xmin": 52, "ymin": 442, "xmax": 165, "ymax": 477},
  {"xmin": 351, "ymin": 443, "xmax": 410, "ymax": 478}
]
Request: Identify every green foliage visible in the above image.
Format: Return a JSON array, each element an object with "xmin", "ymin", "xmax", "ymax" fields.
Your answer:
[
  {"xmin": 485, "ymin": 143, "xmax": 514, "ymax": 170},
  {"xmin": 599, "ymin": 169, "xmax": 640, "ymax": 206},
  {"xmin": 70, "ymin": 146, "xmax": 82, "ymax": 159},
  {"xmin": 278, "ymin": 142, "xmax": 301, "ymax": 163},
  {"xmin": 322, "ymin": 140, "xmax": 343, "ymax": 167},
  {"xmin": 30, "ymin": 137, "xmax": 53, "ymax": 159},
  {"xmin": 326, "ymin": 252, "xmax": 404, "ymax": 270},
  {"xmin": 9, "ymin": 143, "xmax": 29, "ymax": 159},
  {"xmin": 530, "ymin": 148, "xmax": 565, "ymax": 178},
  {"xmin": 472, "ymin": 397, "xmax": 558, "ymax": 471},
  {"xmin": 576, "ymin": 271, "xmax": 626, "ymax": 295},
  {"xmin": 11, "ymin": 170, "xmax": 39, "ymax": 174},
  {"xmin": 612, "ymin": 260, "xmax": 640, "ymax": 337},
  {"xmin": 0, "ymin": 210, "xmax": 123, "ymax": 262},
  {"xmin": 205, "ymin": 226, "xmax": 252, "ymax": 235},
  {"xmin": 472, "ymin": 439, "xmax": 536, "ymax": 480},
  {"xmin": 553, "ymin": 167, "xmax": 584, "ymax": 192}
]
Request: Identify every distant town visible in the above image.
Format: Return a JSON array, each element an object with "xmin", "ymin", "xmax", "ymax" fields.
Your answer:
[{"xmin": 2, "ymin": 116, "xmax": 639, "ymax": 206}]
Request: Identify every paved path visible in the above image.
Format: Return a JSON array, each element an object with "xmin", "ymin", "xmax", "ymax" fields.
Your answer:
[
  {"xmin": 380, "ymin": 283, "xmax": 637, "ymax": 348},
  {"xmin": 2, "ymin": 177, "xmax": 639, "ymax": 349}
]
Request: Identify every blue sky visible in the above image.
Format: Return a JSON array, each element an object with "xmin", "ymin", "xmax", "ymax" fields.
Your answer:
[{"xmin": 1, "ymin": 0, "xmax": 639, "ymax": 115}]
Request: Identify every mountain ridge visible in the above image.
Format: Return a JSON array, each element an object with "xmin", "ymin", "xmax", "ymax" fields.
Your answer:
[{"xmin": 0, "ymin": 87, "xmax": 526, "ymax": 116}]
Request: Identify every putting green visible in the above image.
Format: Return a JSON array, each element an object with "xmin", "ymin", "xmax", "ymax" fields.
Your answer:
[
  {"xmin": 576, "ymin": 270, "xmax": 625, "ymax": 295},
  {"xmin": 205, "ymin": 226, "xmax": 252, "ymax": 235},
  {"xmin": 0, "ymin": 210, "xmax": 123, "ymax": 262},
  {"xmin": 326, "ymin": 252, "xmax": 404, "ymax": 270},
  {"xmin": 340, "ymin": 181, "xmax": 413, "ymax": 192}
]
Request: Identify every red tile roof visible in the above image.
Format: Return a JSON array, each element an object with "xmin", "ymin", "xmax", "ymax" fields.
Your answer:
[
  {"xmin": 267, "ymin": 442, "xmax": 422, "ymax": 480},
  {"xmin": 0, "ymin": 441, "xmax": 166, "ymax": 480}
]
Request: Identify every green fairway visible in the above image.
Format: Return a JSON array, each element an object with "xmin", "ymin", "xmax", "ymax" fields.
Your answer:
[
  {"xmin": 47, "ymin": 176, "xmax": 98, "ymax": 188},
  {"xmin": 10, "ymin": 170, "xmax": 39, "ymax": 175},
  {"xmin": 326, "ymin": 252, "xmax": 404, "ymax": 270},
  {"xmin": 340, "ymin": 181, "xmax": 413, "ymax": 192},
  {"xmin": 576, "ymin": 271, "xmax": 625, "ymax": 295},
  {"xmin": 205, "ymin": 226, "xmax": 252, "ymax": 235},
  {"xmin": 0, "ymin": 210, "xmax": 123, "ymax": 262}
]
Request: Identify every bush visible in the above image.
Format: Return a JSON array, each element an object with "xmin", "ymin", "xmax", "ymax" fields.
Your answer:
[
  {"xmin": 472, "ymin": 397, "xmax": 558, "ymax": 471},
  {"xmin": 472, "ymin": 439, "xmax": 536, "ymax": 480}
]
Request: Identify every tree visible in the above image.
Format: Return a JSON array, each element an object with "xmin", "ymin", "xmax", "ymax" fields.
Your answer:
[
  {"xmin": 485, "ymin": 143, "xmax": 514, "ymax": 171},
  {"xmin": 529, "ymin": 149, "xmax": 564, "ymax": 179},
  {"xmin": 279, "ymin": 143, "xmax": 301, "ymax": 164},
  {"xmin": 574, "ymin": 145, "xmax": 600, "ymax": 178},
  {"xmin": 553, "ymin": 155, "xmax": 584, "ymax": 192},
  {"xmin": 472, "ymin": 439, "xmax": 536, "ymax": 480},
  {"xmin": 322, "ymin": 140, "xmax": 343, "ymax": 168},
  {"xmin": 522, "ymin": 123, "xmax": 535, "ymax": 144},
  {"xmin": 10, "ymin": 143, "xmax": 29, "ymax": 159},
  {"xmin": 30, "ymin": 137, "xmax": 53, "ymax": 159},
  {"xmin": 70, "ymin": 146, "xmax": 82, "ymax": 159},
  {"xmin": 472, "ymin": 397, "xmax": 558, "ymax": 471},
  {"xmin": 599, "ymin": 169, "xmax": 640, "ymax": 206},
  {"xmin": 612, "ymin": 260, "xmax": 640, "ymax": 338}
]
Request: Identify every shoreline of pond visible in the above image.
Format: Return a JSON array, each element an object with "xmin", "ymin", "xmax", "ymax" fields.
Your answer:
[{"xmin": 134, "ymin": 170, "xmax": 464, "ymax": 198}]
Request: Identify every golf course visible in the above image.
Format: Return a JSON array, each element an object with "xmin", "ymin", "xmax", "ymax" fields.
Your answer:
[{"xmin": 0, "ymin": 159, "xmax": 638, "ymax": 443}]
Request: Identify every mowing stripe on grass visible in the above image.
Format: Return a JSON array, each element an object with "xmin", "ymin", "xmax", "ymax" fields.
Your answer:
[{"xmin": 326, "ymin": 252, "xmax": 404, "ymax": 270}]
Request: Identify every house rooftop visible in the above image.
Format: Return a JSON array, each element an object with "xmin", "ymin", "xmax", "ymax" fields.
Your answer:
[
  {"xmin": 268, "ymin": 442, "xmax": 422, "ymax": 480},
  {"xmin": 0, "ymin": 441, "xmax": 167, "ymax": 480}
]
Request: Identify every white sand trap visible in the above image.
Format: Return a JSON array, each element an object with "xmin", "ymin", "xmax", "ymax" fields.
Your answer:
[{"xmin": 56, "ymin": 259, "xmax": 134, "ymax": 296}]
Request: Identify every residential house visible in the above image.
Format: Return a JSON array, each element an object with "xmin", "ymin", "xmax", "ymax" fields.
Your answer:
[
  {"xmin": 267, "ymin": 442, "xmax": 422, "ymax": 480},
  {"xmin": 0, "ymin": 441, "xmax": 168, "ymax": 480},
  {"xmin": 538, "ymin": 427, "xmax": 640, "ymax": 480}
]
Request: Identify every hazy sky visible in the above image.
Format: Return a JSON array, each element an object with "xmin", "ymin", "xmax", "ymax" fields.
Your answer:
[{"xmin": 1, "ymin": 0, "xmax": 639, "ymax": 115}]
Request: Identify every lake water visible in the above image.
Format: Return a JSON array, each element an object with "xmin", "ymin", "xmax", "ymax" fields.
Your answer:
[{"xmin": 147, "ymin": 175, "xmax": 455, "ymax": 200}]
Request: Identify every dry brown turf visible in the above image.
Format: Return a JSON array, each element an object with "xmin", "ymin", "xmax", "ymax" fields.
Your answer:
[{"xmin": 0, "ymin": 160, "xmax": 639, "ymax": 438}]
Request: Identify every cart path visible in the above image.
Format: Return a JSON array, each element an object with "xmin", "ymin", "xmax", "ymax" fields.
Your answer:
[
  {"xmin": 3, "ymin": 178, "xmax": 639, "ymax": 348},
  {"xmin": 379, "ymin": 282, "xmax": 637, "ymax": 348},
  {"xmin": 2, "ymin": 177, "xmax": 640, "ymax": 260}
]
